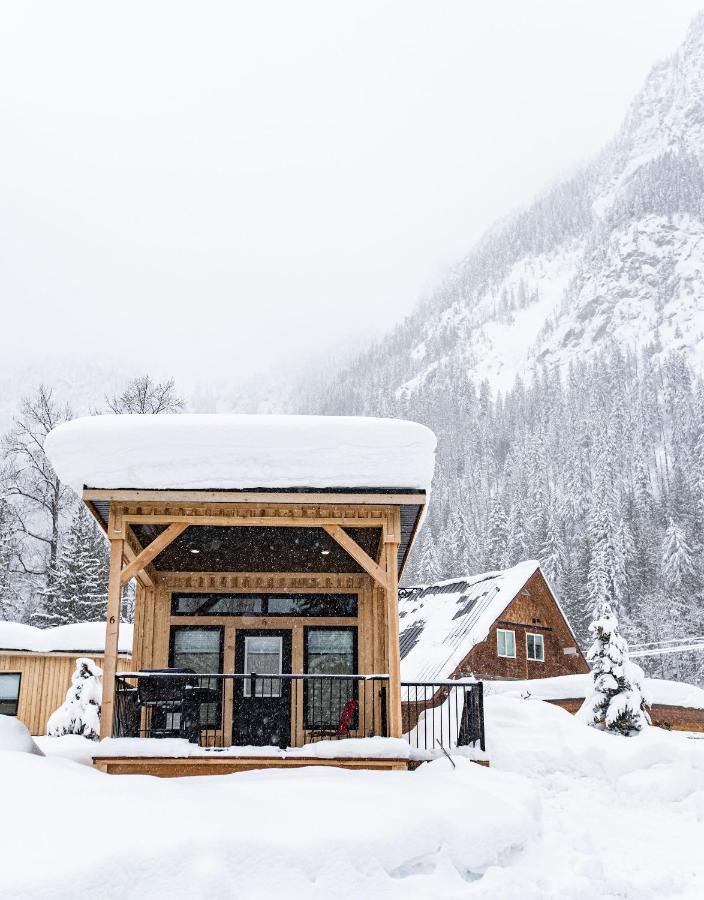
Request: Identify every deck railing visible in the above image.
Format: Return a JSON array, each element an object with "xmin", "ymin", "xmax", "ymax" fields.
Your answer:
[{"xmin": 113, "ymin": 672, "xmax": 485, "ymax": 753}]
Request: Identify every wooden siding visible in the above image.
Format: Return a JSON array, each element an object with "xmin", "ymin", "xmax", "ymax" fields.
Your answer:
[
  {"xmin": 461, "ymin": 570, "xmax": 590, "ymax": 680},
  {"xmin": 0, "ymin": 652, "xmax": 132, "ymax": 736}
]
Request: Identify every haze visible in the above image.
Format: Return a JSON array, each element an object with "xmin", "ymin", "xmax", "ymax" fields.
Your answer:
[{"xmin": 1, "ymin": 1, "xmax": 701, "ymax": 388}]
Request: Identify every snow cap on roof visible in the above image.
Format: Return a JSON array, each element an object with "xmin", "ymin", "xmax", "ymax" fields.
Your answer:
[
  {"xmin": 44, "ymin": 414, "xmax": 437, "ymax": 495},
  {"xmin": 399, "ymin": 560, "xmax": 544, "ymax": 682},
  {"xmin": 0, "ymin": 622, "xmax": 133, "ymax": 655}
]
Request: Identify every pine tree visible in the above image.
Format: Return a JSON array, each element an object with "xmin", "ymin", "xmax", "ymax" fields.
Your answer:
[
  {"xmin": 486, "ymin": 496, "xmax": 509, "ymax": 569},
  {"xmin": 578, "ymin": 601, "xmax": 650, "ymax": 735},
  {"xmin": 47, "ymin": 658, "xmax": 103, "ymax": 740},
  {"xmin": 0, "ymin": 499, "xmax": 21, "ymax": 620},
  {"xmin": 540, "ymin": 507, "xmax": 566, "ymax": 591},
  {"xmin": 442, "ymin": 510, "xmax": 467, "ymax": 578},
  {"xmin": 416, "ymin": 526, "xmax": 442, "ymax": 583},
  {"xmin": 35, "ymin": 506, "xmax": 109, "ymax": 626}
]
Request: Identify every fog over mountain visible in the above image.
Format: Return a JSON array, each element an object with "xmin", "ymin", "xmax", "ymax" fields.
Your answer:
[{"xmin": 293, "ymin": 14, "xmax": 704, "ymax": 683}]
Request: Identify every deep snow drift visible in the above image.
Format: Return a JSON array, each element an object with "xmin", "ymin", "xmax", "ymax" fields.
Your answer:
[
  {"xmin": 2, "ymin": 696, "xmax": 704, "ymax": 898},
  {"xmin": 43, "ymin": 414, "xmax": 437, "ymax": 493}
]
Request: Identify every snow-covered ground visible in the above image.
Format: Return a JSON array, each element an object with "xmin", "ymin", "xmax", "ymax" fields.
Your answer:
[{"xmin": 2, "ymin": 696, "xmax": 704, "ymax": 898}]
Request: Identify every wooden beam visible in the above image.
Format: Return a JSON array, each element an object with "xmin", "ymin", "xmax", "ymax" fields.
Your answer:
[
  {"xmin": 322, "ymin": 525, "xmax": 389, "ymax": 590},
  {"xmin": 122, "ymin": 515, "xmax": 384, "ymax": 528},
  {"xmin": 384, "ymin": 511, "xmax": 402, "ymax": 738},
  {"xmin": 122, "ymin": 538, "xmax": 155, "ymax": 588},
  {"xmin": 101, "ymin": 537, "xmax": 124, "ymax": 740},
  {"xmin": 119, "ymin": 523, "xmax": 188, "ymax": 585},
  {"xmin": 84, "ymin": 488, "xmax": 426, "ymax": 506}
]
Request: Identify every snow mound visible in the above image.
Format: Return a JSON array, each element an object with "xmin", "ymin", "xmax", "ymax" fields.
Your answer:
[
  {"xmin": 43, "ymin": 414, "xmax": 437, "ymax": 494},
  {"xmin": 0, "ymin": 716, "xmax": 44, "ymax": 756},
  {"xmin": 0, "ymin": 752, "xmax": 536, "ymax": 898},
  {"xmin": 485, "ymin": 673, "xmax": 704, "ymax": 709},
  {"xmin": 0, "ymin": 621, "xmax": 133, "ymax": 654}
]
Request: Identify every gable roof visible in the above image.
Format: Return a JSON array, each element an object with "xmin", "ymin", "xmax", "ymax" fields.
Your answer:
[{"xmin": 399, "ymin": 560, "xmax": 545, "ymax": 682}]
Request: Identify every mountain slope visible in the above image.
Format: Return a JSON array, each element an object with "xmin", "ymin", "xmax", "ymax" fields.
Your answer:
[{"xmin": 303, "ymin": 14, "xmax": 704, "ymax": 409}]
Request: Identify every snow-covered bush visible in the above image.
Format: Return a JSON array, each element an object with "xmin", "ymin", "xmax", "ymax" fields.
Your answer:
[
  {"xmin": 578, "ymin": 602, "xmax": 650, "ymax": 736},
  {"xmin": 47, "ymin": 657, "xmax": 103, "ymax": 740}
]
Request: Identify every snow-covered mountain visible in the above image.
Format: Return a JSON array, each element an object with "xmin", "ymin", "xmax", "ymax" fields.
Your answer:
[{"xmin": 307, "ymin": 14, "xmax": 704, "ymax": 403}]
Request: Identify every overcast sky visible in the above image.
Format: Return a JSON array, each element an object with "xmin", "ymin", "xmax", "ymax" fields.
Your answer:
[{"xmin": 1, "ymin": 1, "xmax": 702, "ymax": 389}]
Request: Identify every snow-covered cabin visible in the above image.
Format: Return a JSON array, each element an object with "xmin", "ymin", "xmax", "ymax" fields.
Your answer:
[
  {"xmin": 399, "ymin": 561, "xmax": 589, "ymax": 683},
  {"xmin": 41, "ymin": 414, "xmax": 476, "ymax": 774},
  {"xmin": 0, "ymin": 622, "xmax": 133, "ymax": 735}
]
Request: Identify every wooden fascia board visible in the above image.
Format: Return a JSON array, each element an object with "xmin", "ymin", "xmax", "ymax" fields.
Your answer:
[{"xmin": 83, "ymin": 488, "xmax": 426, "ymax": 506}]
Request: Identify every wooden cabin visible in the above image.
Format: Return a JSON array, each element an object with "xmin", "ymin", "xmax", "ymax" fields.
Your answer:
[
  {"xmin": 399, "ymin": 561, "xmax": 589, "ymax": 734},
  {"xmin": 399, "ymin": 561, "xmax": 589, "ymax": 683},
  {"xmin": 43, "ymin": 414, "xmax": 487, "ymax": 775},
  {"xmin": 0, "ymin": 622, "xmax": 133, "ymax": 735}
]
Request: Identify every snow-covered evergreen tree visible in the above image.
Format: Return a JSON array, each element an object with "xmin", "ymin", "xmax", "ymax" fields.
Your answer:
[
  {"xmin": 578, "ymin": 602, "xmax": 650, "ymax": 736},
  {"xmin": 486, "ymin": 496, "xmax": 509, "ymax": 569},
  {"xmin": 34, "ymin": 506, "xmax": 109, "ymax": 626},
  {"xmin": 47, "ymin": 658, "xmax": 103, "ymax": 740}
]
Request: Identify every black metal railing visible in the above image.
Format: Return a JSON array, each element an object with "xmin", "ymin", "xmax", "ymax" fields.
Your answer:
[
  {"xmin": 113, "ymin": 673, "xmax": 485, "ymax": 754},
  {"xmin": 114, "ymin": 672, "xmax": 389, "ymax": 749},
  {"xmin": 401, "ymin": 680, "xmax": 485, "ymax": 753}
]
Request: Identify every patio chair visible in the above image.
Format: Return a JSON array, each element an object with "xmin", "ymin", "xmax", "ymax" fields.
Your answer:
[{"xmin": 308, "ymin": 698, "xmax": 358, "ymax": 742}]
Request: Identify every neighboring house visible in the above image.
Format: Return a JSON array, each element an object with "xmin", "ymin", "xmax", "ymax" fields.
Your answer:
[
  {"xmin": 0, "ymin": 622, "xmax": 133, "ymax": 735},
  {"xmin": 399, "ymin": 560, "xmax": 589, "ymax": 683},
  {"xmin": 42, "ymin": 414, "xmax": 484, "ymax": 776}
]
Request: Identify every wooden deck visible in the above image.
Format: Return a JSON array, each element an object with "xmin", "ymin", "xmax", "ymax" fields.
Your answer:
[{"xmin": 93, "ymin": 755, "xmax": 410, "ymax": 777}]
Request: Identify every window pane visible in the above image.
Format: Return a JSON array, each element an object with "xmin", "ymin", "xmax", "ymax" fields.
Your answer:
[
  {"xmin": 306, "ymin": 630, "xmax": 355, "ymax": 730},
  {"xmin": 171, "ymin": 629, "xmax": 222, "ymax": 728},
  {"xmin": 244, "ymin": 636, "xmax": 282, "ymax": 697},
  {"xmin": 507, "ymin": 632, "xmax": 515, "ymax": 656},
  {"xmin": 0, "ymin": 673, "xmax": 20, "ymax": 715}
]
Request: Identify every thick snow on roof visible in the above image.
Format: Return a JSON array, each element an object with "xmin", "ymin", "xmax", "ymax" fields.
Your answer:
[
  {"xmin": 0, "ymin": 622, "xmax": 133, "ymax": 655},
  {"xmin": 485, "ymin": 674, "xmax": 704, "ymax": 710},
  {"xmin": 399, "ymin": 560, "xmax": 542, "ymax": 682},
  {"xmin": 44, "ymin": 414, "xmax": 437, "ymax": 495}
]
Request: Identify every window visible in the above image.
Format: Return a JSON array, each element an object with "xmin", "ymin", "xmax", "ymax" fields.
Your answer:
[
  {"xmin": 0, "ymin": 673, "xmax": 21, "ymax": 716},
  {"xmin": 170, "ymin": 627, "xmax": 223, "ymax": 729},
  {"xmin": 171, "ymin": 593, "xmax": 357, "ymax": 617},
  {"xmin": 305, "ymin": 628, "xmax": 357, "ymax": 729},
  {"xmin": 243, "ymin": 635, "xmax": 283, "ymax": 697},
  {"xmin": 526, "ymin": 633, "xmax": 545, "ymax": 662},
  {"xmin": 496, "ymin": 629, "xmax": 516, "ymax": 658}
]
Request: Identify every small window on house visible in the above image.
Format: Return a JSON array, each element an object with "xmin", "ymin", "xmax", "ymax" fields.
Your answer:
[
  {"xmin": 496, "ymin": 629, "xmax": 516, "ymax": 658},
  {"xmin": 526, "ymin": 633, "xmax": 545, "ymax": 662},
  {"xmin": 0, "ymin": 673, "xmax": 21, "ymax": 716}
]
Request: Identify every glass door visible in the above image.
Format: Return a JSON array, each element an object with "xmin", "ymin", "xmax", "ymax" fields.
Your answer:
[{"xmin": 233, "ymin": 630, "xmax": 292, "ymax": 748}]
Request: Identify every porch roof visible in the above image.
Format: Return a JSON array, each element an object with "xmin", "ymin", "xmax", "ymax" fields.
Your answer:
[{"xmin": 44, "ymin": 414, "xmax": 436, "ymax": 494}]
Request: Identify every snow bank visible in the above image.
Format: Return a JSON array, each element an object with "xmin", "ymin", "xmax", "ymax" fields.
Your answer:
[
  {"xmin": 485, "ymin": 673, "xmax": 704, "ymax": 709},
  {"xmin": 43, "ymin": 414, "xmax": 437, "ymax": 494},
  {"xmin": 0, "ymin": 716, "xmax": 43, "ymax": 755},
  {"xmin": 0, "ymin": 621, "xmax": 133, "ymax": 654},
  {"xmin": 0, "ymin": 750, "xmax": 536, "ymax": 898}
]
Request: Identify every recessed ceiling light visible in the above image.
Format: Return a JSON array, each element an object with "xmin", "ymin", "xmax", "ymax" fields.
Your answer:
[
  {"xmin": 190, "ymin": 548, "xmax": 200, "ymax": 554},
  {"xmin": 321, "ymin": 549, "xmax": 330, "ymax": 555}
]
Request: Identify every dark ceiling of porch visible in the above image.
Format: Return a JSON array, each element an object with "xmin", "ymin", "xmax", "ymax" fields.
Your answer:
[{"xmin": 130, "ymin": 524, "xmax": 382, "ymax": 573}]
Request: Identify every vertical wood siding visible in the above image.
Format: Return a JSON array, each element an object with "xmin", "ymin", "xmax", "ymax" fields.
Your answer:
[{"xmin": 0, "ymin": 652, "xmax": 132, "ymax": 735}]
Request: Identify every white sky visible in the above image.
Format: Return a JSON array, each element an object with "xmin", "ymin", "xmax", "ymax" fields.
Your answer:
[{"xmin": 1, "ymin": 1, "xmax": 702, "ymax": 388}]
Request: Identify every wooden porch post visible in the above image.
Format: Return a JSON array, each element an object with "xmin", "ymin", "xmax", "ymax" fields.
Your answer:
[
  {"xmin": 384, "ymin": 512, "xmax": 402, "ymax": 738},
  {"xmin": 100, "ymin": 536, "xmax": 124, "ymax": 740}
]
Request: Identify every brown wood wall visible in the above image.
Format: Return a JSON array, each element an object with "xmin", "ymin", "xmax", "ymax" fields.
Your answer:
[
  {"xmin": 548, "ymin": 697, "xmax": 704, "ymax": 733},
  {"xmin": 462, "ymin": 570, "xmax": 590, "ymax": 680},
  {"xmin": 0, "ymin": 652, "xmax": 132, "ymax": 736}
]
